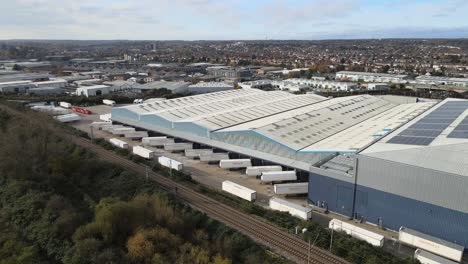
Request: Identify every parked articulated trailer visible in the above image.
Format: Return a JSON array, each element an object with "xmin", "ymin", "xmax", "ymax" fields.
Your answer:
[
  {"xmin": 163, "ymin": 142, "xmax": 193, "ymax": 151},
  {"xmin": 222, "ymin": 181, "xmax": 256, "ymax": 202},
  {"xmin": 102, "ymin": 125, "xmax": 121, "ymax": 131},
  {"xmin": 54, "ymin": 113, "xmax": 80, "ymax": 123},
  {"xmin": 274, "ymin": 182, "xmax": 308, "ymax": 195},
  {"xmin": 219, "ymin": 159, "xmax": 252, "ymax": 169},
  {"xmin": 399, "ymin": 227, "xmax": 464, "ymax": 262},
  {"xmin": 158, "ymin": 156, "xmax": 183, "ymax": 171},
  {"xmin": 100, "ymin": 113, "xmax": 111, "ymax": 121},
  {"xmin": 111, "ymin": 127, "xmax": 135, "ymax": 135},
  {"xmin": 199, "ymin": 153, "xmax": 229, "ymax": 162},
  {"xmin": 59, "ymin": 101, "xmax": 72, "ymax": 108},
  {"xmin": 245, "ymin": 165, "xmax": 282, "ymax": 176},
  {"xmin": 414, "ymin": 249, "xmax": 458, "ymax": 264},
  {"xmin": 91, "ymin": 121, "xmax": 111, "ymax": 128},
  {"xmin": 329, "ymin": 219, "xmax": 384, "ymax": 247},
  {"xmin": 109, "ymin": 138, "xmax": 128, "ymax": 149},
  {"xmin": 124, "ymin": 131, "xmax": 149, "ymax": 139},
  {"xmin": 261, "ymin": 171, "xmax": 296, "ymax": 183},
  {"xmin": 269, "ymin": 197, "xmax": 311, "ymax": 220},
  {"xmin": 142, "ymin": 137, "xmax": 175, "ymax": 147},
  {"xmin": 132, "ymin": 146, "xmax": 155, "ymax": 159},
  {"xmin": 184, "ymin": 149, "xmax": 213, "ymax": 158},
  {"xmin": 103, "ymin": 99, "xmax": 116, "ymax": 106}
]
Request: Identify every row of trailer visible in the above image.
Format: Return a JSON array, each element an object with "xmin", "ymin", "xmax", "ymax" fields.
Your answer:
[
  {"xmin": 324, "ymin": 220, "xmax": 466, "ymax": 262},
  {"xmin": 399, "ymin": 227, "xmax": 464, "ymax": 263}
]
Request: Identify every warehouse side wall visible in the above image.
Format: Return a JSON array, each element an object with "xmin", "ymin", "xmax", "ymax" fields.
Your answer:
[{"xmin": 308, "ymin": 172, "xmax": 468, "ymax": 246}]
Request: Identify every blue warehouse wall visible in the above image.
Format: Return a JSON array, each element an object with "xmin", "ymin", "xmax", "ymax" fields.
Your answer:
[{"xmin": 308, "ymin": 172, "xmax": 468, "ymax": 246}]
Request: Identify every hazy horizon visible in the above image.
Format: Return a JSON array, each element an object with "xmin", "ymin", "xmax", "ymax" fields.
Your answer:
[{"xmin": 1, "ymin": 0, "xmax": 468, "ymax": 40}]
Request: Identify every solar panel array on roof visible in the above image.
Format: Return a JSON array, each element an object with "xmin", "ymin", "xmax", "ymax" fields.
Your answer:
[
  {"xmin": 448, "ymin": 108, "xmax": 468, "ymax": 139},
  {"xmin": 388, "ymin": 101, "xmax": 468, "ymax": 145}
]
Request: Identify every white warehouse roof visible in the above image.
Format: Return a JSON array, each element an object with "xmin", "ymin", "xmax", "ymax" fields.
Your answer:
[
  {"xmin": 113, "ymin": 89, "xmax": 438, "ymax": 159},
  {"xmin": 361, "ymin": 98, "xmax": 468, "ymax": 176}
]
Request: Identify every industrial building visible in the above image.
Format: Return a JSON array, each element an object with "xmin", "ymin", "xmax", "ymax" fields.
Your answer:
[
  {"xmin": 76, "ymin": 85, "xmax": 110, "ymax": 97},
  {"xmin": 134, "ymin": 81, "xmax": 190, "ymax": 94},
  {"xmin": 240, "ymin": 79, "xmax": 358, "ymax": 92},
  {"xmin": 0, "ymin": 80, "xmax": 36, "ymax": 93},
  {"xmin": 415, "ymin": 75, "xmax": 468, "ymax": 87},
  {"xmin": 367, "ymin": 83, "xmax": 390, "ymax": 91},
  {"xmin": 187, "ymin": 82, "xmax": 234, "ymax": 94},
  {"xmin": 336, "ymin": 71, "xmax": 408, "ymax": 83},
  {"xmin": 111, "ymin": 88, "xmax": 468, "ymax": 247},
  {"xmin": 34, "ymin": 79, "xmax": 68, "ymax": 89},
  {"xmin": 239, "ymin": 80, "xmax": 308, "ymax": 92},
  {"xmin": 287, "ymin": 78, "xmax": 360, "ymax": 91},
  {"xmin": 207, "ymin": 66, "xmax": 252, "ymax": 80},
  {"xmin": 26, "ymin": 87, "xmax": 64, "ymax": 95}
]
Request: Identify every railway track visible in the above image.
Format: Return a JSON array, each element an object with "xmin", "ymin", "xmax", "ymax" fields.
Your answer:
[{"xmin": 70, "ymin": 136, "xmax": 349, "ymax": 264}]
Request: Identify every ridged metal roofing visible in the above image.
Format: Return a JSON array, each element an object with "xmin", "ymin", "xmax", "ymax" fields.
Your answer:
[{"xmin": 255, "ymin": 95, "xmax": 395, "ymax": 150}]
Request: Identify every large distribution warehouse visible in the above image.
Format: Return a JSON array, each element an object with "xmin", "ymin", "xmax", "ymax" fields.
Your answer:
[{"xmin": 111, "ymin": 88, "xmax": 468, "ymax": 246}]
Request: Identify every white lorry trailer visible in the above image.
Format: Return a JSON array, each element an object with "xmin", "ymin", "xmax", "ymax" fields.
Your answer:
[
  {"xmin": 184, "ymin": 149, "xmax": 213, "ymax": 158},
  {"xmin": 222, "ymin": 181, "xmax": 256, "ymax": 202},
  {"xmin": 102, "ymin": 125, "xmax": 124, "ymax": 131},
  {"xmin": 124, "ymin": 131, "xmax": 149, "ymax": 139},
  {"xmin": 163, "ymin": 142, "xmax": 193, "ymax": 151},
  {"xmin": 111, "ymin": 127, "xmax": 135, "ymax": 135},
  {"xmin": 59, "ymin": 102, "xmax": 72, "ymax": 108},
  {"xmin": 274, "ymin": 182, "xmax": 309, "ymax": 195},
  {"xmin": 100, "ymin": 113, "xmax": 111, "ymax": 121},
  {"xmin": 199, "ymin": 153, "xmax": 230, "ymax": 162},
  {"xmin": 158, "ymin": 156, "xmax": 183, "ymax": 171},
  {"xmin": 109, "ymin": 138, "xmax": 128, "ymax": 149},
  {"xmin": 399, "ymin": 227, "xmax": 464, "ymax": 262},
  {"xmin": 329, "ymin": 219, "xmax": 384, "ymax": 247},
  {"xmin": 142, "ymin": 136, "xmax": 175, "ymax": 146},
  {"xmin": 245, "ymin": 165, "xmax": 282, "ymax": 176},
  {"xmin": 132, "ymin": 146, "xmax": 155, "ymax": 159},
  {"xmin": 414, "ymin": 249, "xmax": 458, "ymax": 264},
  {"xmin": 269, "ymin": 197, "xmax": 312, "ymax": 220},
  {"xmin": 103, "ymin": 99, "xmax": 116, "ymax": 106},
  {"xmin": 219, "ymin": 159, "xmax": 252, "ymax": 169},
  {"xmin": 54, "ymin": 113, "xmax": 80, "ymax": 123},
  {"xmin": 260, "ymin": 171, "xmax": 297, "ymax": 183}
]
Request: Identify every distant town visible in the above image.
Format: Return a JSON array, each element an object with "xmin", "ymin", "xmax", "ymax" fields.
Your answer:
[{"xmin": 0, "ymin": 39, "xmax": 468, "ymax": 100}]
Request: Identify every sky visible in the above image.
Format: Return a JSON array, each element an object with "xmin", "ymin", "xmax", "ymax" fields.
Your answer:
[{"xmin": 1, "ymin": 0, "xmax": 467, "ymax": 40}]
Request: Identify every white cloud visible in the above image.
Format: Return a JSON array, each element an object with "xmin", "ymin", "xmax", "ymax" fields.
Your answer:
[{"xmin": 0, "ymin": 0, "xmax": 466, "ymax": 40}]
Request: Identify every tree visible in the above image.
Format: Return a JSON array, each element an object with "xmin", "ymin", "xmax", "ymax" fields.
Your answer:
[
  {"xmin": 127, "ymin": 232, "xmax": 154, "ymax": 262},
  {"xmin": 382, "ymin": 65, "xmax": 390, "ymax": 73},
  {"xmin": 12, "ymin": 64, "xmax": 22, "ymax": 71},
  {"xmin": 212, "ymin": 255, "xmax": 232, "ymax": 264}
]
